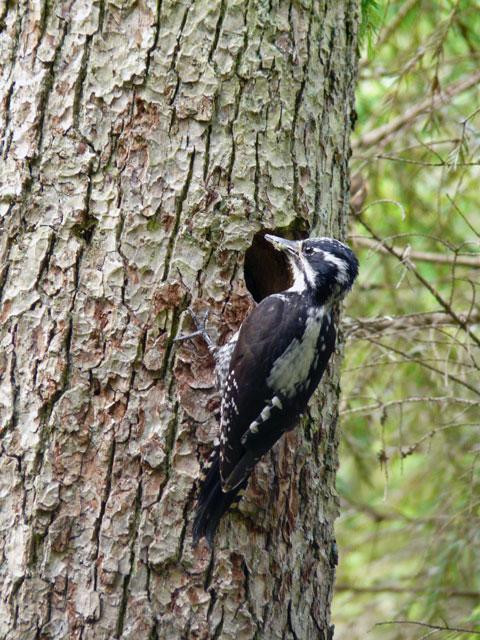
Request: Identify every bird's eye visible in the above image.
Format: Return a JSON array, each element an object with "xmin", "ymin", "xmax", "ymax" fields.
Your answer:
[{"xmin": 303, "ymin": 246, "xmax": 314, "ymax": 255}]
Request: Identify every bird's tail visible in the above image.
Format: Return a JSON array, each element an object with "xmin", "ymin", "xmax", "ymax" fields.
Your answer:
[{"xmin": 192, "ymin": 448, "xmax": 247, "ymax": 547}]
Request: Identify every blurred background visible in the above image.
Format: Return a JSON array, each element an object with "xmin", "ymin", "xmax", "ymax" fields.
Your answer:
[{"xmin": 334, "ymin": 1, "xmax": 480, "ymax": 638}]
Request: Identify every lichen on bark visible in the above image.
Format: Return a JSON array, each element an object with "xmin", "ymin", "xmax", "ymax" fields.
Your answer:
[{"xmin": 0, "ymin": 1, "xmax": 358, "ymax": 638}]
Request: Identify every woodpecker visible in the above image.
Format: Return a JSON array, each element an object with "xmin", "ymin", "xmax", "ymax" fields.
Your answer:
[{"xmin": 191, "ymin": 234, "xmax": 358, "ymax": 546}]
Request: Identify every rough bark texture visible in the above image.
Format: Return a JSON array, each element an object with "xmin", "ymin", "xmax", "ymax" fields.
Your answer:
[{"xmin": 0, "ymin": 1, "xmax": 358, "ymax": 639}]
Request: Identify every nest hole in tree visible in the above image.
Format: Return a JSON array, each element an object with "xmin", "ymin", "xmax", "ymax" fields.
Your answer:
[{"xmin": 244, "ymin": 227, "xmax": 309, "ymax": 303}]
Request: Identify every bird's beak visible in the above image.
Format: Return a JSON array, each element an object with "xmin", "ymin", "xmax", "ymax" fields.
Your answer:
[{"xmin": 264, "ymin": 234, "xmax": 300, "ymax": 257}]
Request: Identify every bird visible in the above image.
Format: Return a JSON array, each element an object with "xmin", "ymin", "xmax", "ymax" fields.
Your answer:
[{"xmin": 190, "ymin": 234, "xmax": 359, "ymax": 546}]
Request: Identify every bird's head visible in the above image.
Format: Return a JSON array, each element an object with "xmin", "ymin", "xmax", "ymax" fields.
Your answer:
[{"xmin": 264, "ymin": 234, "xmax": 359, "ymax": 303}]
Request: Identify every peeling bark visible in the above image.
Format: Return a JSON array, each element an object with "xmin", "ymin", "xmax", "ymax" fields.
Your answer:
[{"xmin": 0, "ymin": 1, "xmax": 358, "ymax": 639}]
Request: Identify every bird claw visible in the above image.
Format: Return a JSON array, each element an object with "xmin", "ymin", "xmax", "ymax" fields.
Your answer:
[{"xmin": 174, "ymin": 309, "xmax": 215, "ymax": 351}]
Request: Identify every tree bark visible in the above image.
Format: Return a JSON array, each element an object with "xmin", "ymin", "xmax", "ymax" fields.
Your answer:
[{"xmin": 0, "ymin": 1, "xmax": 358, "ymax": 639}]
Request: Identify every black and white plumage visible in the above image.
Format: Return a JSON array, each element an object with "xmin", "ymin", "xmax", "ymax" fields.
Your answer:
[
  {"xmin": 213, "ymin": 330, "xmax": 239, "ymax": 394},
  {"xmin": 193, "ymin": 234, "xmax": 358, "ymax": 546}
]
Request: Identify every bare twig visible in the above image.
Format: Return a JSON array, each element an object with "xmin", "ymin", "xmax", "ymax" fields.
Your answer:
[
  {"xmin": 361, "ymin": 336, "xmax": 480, "ymax": 397},
  {"xmin": 447, "ymin": 195, "xmax": 480, "ymax": 238},
  {"xmin": 376, "ymin": 620, "xmax": 480, "ymax": 635},
  {"xmin": 343, "ymin": 310, "xmax": 480, "ymax": 338},
  {"xmin": 336, "ymin": 584, "xmax": 480, "ymax": 598},
  {"xmin": 351, "ymin": 235, "xmax": 480, "ymax": 267},
  {"xmin": 356, "ymin": 216, "xmax": 480, "ymax": 349},
  {"xmin": 340, "ymin": 493, "xmax": 448, "ymax": 524},
  {"xmin": 341, "ymin": 396, "xmax": 477, "ymax": 416},
  {"xmin": 399, "ymin": 422, "xmax": 480, "ymax": 459},
  {"xmin": 358, "ymin": 153, "xmax": 480, "ymax": 167},
  {"xmin": 353, "ymin": 70, "xmax": 480, "ymax": 150}
]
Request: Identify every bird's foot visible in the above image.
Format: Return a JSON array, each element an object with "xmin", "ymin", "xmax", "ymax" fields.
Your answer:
[{"xmin": 174, "ymin": 309, "xmax": 216, "ymax": 352}]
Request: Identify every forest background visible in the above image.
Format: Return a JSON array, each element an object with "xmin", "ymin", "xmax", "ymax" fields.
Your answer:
[{"xmin": 335, "ymin": 1, "xmax": 480, "ymax": 638}]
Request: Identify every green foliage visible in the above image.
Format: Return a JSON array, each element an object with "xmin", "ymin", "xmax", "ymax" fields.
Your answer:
[
  {"xmin": 335, "ymin": 1, "xmax": 480, "ymax": 638},
  {"xmin": 359, "ymin": 0, "xmax": 384, "ymax": 54}
]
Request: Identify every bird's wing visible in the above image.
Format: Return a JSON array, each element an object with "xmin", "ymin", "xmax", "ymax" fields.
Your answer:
[{"xmin": 219, "ymin": 294, "xmax": 308, "ymax": 489}]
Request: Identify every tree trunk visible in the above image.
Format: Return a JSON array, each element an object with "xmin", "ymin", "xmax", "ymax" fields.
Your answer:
[{"xmin": 0, "ymin": 1, "xmax": 358, "ymax": 638}]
